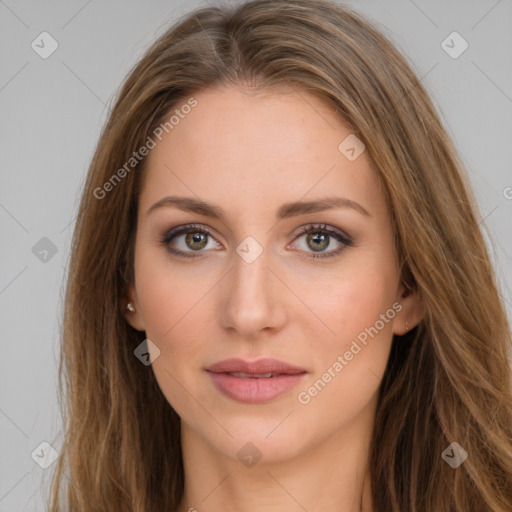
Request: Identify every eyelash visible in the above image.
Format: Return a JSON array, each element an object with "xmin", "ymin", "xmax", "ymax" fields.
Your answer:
[{"xmin": 160, "ymin": 223, "xmax": 353, "ymax": 260}]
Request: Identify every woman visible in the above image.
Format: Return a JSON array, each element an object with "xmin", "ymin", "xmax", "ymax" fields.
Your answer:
[{"xmin": 49, "ymin": 0, "xmax": 512, "ymax": 510}]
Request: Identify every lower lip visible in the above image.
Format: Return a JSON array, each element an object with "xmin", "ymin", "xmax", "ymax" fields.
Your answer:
[{"xmin": 207, "ymin": 371, "xmax": 307, "ymax": 403}]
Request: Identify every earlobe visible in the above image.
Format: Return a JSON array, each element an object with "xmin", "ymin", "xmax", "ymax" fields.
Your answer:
[{"xmin": 123, "ymin": 286, "xmax": 146, "ymax": 331}]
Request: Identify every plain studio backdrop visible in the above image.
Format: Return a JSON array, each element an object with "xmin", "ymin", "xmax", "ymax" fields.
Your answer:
[{"xmin": 0, "ymin": 0, "xmax": 511, "ymax": 510}]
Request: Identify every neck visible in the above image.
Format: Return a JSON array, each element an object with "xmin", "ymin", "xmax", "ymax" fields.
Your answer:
[{"xmin": 176, "ymin": 396, "xmax": 377, "ymax": 512}]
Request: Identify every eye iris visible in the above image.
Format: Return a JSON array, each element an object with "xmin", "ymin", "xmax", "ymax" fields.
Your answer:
[
  {"xmin": 185, "ymin": 232, "xmax": 208, "ymax": 250},
  {"xmin": 307, "ymin": 233, "xmax": 329, "ymax": 252}
]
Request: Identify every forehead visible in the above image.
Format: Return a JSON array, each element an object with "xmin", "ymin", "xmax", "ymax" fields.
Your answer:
[{"xmin": 139, "ymin": 85, "xmax": 383, "ymax": 220}]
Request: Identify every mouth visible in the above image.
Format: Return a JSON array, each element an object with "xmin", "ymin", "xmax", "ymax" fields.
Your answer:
[{"xmin": 205, "ymin": 358, "xmax": 308, "ymax": 403}]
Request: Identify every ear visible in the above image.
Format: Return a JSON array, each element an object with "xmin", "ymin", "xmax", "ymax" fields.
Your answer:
[
  {"xmin": 392, "ymin": 282, "xmax": 425, "ymax": 336},
  {"xmin": 123, "ymin": 283, "xmax": 146, "ymax": 332}
]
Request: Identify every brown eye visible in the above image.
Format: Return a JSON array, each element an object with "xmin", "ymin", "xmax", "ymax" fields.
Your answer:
[
  {"xmin": 305, "ymin": 232, "xmax": 330, "ymax": 252},
  {"xmin": 184, "ymin": 231, "xmax": 208, "ymax": 251},
  {"xmin": 292, "ymin": 224, "xmax": 353, "ymax": 260},
  {"xmin": 161, "ymin": 224, "xmax": 219, "ymax": 259},
  {"xmin": 161, "ymin": 223, "xmax": 353, "ymax": 261}
]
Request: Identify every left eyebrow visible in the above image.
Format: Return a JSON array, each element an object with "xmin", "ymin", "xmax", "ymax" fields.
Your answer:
[
  {"xmin": 277, "ymin": 196, "xmax": 371, "ymax": 219},
  {"xmin": 146, "ymin": 195, "xmax": 372, "ymax": 219}
]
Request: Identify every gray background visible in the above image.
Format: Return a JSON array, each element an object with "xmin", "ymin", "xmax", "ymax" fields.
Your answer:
[{"xmin": 1, "ymin": 0, "xmax": 511, "ymax": 510}]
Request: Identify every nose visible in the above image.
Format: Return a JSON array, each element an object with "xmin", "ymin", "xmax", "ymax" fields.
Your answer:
[{"xmin": 219, "ymin": 246, "xmax": 288, "ymax": 339}]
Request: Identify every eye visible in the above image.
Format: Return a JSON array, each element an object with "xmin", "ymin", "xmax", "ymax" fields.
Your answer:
[
  {"xmin": 290, "ymin": 223, "xmax": 353, "ymax": 260},
  {"xmin": 160, "ymin": 223, "xmax": 220, "ymax": 259},
  {"xmin": 160, "ymin": 223, "xmax": 353, "ymax": 260}
]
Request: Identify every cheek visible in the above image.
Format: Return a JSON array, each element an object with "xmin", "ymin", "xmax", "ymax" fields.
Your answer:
[
  {"xmin": 297, "ymin": 260, "xmax": 398, "ymax": 402},
  {"xmin": 306, "ymin": 259, "xmax": 397, "ymax": 344},
  {"xmin": 135, "ymin": 246, "xmax": 204, "ymax": 338},
  {"xmin": 134, "ymin": 248, "xmax": 221, "ymax": 398},
  {"xmin": 134, "ymin": 253, "xmax": 210, "ymax": 419}
]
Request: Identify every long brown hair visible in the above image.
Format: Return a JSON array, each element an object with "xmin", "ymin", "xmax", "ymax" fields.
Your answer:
[{"xmin": 49, "ymin": 0, "xmax": 512, "ymax": 510}]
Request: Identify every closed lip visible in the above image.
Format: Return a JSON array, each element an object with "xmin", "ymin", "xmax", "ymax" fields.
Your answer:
[{"xmin": 205, "ymin": 358, "xmax": 307, "ymax": 375}]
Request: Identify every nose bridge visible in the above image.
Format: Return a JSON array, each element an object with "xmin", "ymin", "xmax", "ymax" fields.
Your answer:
[{"xmin": 220, "ymin": 238, "xmax": 286, "ymax": 335}]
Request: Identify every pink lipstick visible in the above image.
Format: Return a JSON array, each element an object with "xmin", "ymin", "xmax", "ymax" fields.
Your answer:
[{"xmin": 206, "ymin": 358, "xmax": 308, "ymax": 403}]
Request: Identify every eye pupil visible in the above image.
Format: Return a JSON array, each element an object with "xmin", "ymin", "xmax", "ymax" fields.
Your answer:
[{"xmin": 307, "ymin": 233, "xmax": 329, "ymax": 252}]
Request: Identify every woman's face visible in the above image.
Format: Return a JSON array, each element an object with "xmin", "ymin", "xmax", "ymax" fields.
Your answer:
[{"xmin": 126, "ymin": 85, "xmax": 421, "ymax": 463}]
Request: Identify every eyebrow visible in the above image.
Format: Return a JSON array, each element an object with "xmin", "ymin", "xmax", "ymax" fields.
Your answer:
[{"xmin": 146, "ymin": 195, "xmax": 371, "ymax": 219}]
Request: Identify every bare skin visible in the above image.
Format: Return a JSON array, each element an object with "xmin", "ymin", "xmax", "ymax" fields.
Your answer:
[{"xmin": 125, "ymin": 85, "xmax": 424, "ymax": 512}]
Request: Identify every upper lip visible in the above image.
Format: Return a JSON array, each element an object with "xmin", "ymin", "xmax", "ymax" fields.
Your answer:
[{"xmin": 206, "ymin": 358, "xmax": 307, "ymax": 375}]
